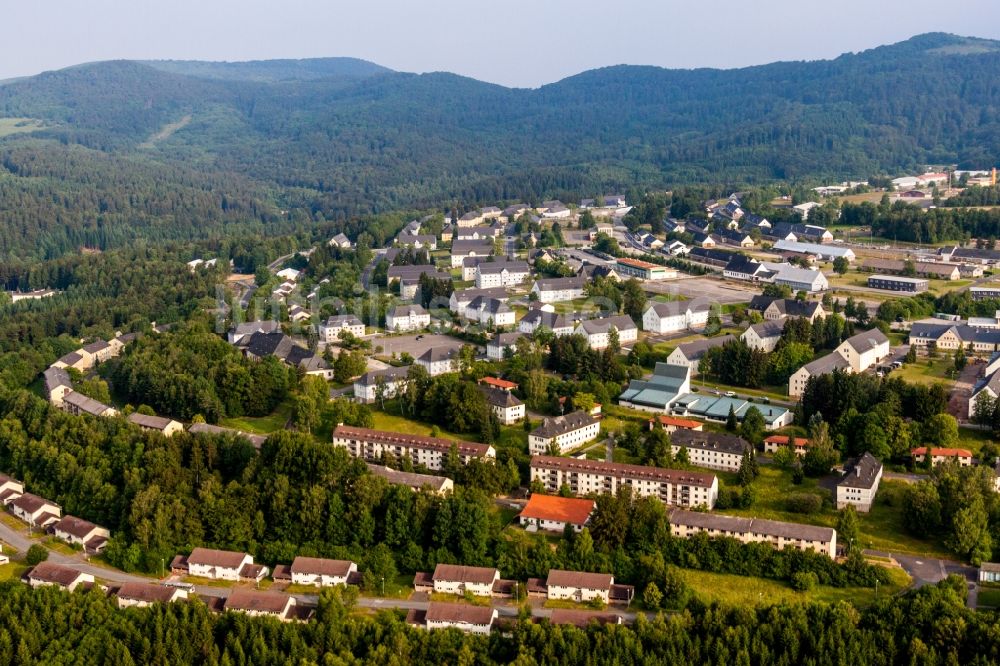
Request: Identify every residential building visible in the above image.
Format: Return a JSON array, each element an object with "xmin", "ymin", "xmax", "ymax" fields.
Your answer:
[
  {"xmin": 61, "ymin": 391, "xmax": 118, "ymax": 418},
  {"xmin": 115, "ymin": 582, "xmax": 189, "ymax": 608},
  {"xmin": 487, "ymin": 332, "xmax": 524, "ymax": 360},
  {"xmin": 836, "ymin": 328, "xmax": 890, "ymax": 373},
  {"xmin": 10, "ymin": 493, "xmax": 61, "ymax": 527},
  {"xmin": 366, "ymin": 463, "xmax": 454, "ymax": 494},
  {"xmin": 861, "ymin": 258, "xmax": 961, "ymax": 281},
  {"xmin": 127, "ymin": 413, "xmax": 184, "ymax": 437},
  {"xmin": 329, "ymin": 233, "xmax": 352, "ymax": 248},
  {"xmin": 763, "ymin": 435, "xmax": 811, "ymax": 456},
  {"xmin": 669, "ymin": 430, "xmax": 751, "ymax": 472},
  {"xmin": 518, "ymin": 494, "xmax": 595, "ymax": 533},
  {"xmin": 43, "ymin": 366, "xmax": 72, "ymax": 406},
  {"xmin": 910, "ymin": 447, "xmax": 973, "ymax": 467},
  {"xmin": 668, "ymin": 509, "xmax": 836, "ymax": 558},
  {"xmin": 275, "ymin": 268, "xmax": 301, "ymax": 282},
  {"xmin": 690, "ymin": 232, "xmax": 717, "ymax": 248},
  {"xmin": 429, "ymin": 563, "xmax": 500, "ymax": 597},
  {"xmin": 290, "ymin": 557, "xmax": 357, "ymax": 587},
  {"xmin": 773, "ymin": 240, "xmax": 855, "ymax": 262},
  {"xmin": 837, "ymin": 453, "xmax": 883, "ymax": 512},
  {"xmin": 614, "ymin": 257, "xmax": 677, "ymax": 281},
  {"xmin": 228, "ymin": 320, "xmax": 281, "ymax": 345},
  {"xmin": 456, "ymin": 210, "xmax": 483, "ymax": 227},
  {"xmin": 759, "ymin": 298, "xmax": 825, "ymax": 322},
  {"xmin": 451, "ymin": 240, "xmax": 494, "ymax": 267},
  {"xmin": 648, "ymin": 415, "xmax": 703, "ymax": 432},
  {"xmin": 386, "ymin": 304, "xmax": 430, "ymax": 332},
  {"xmin": 723, "ymin": 256, "xmax": 771, "ymax": 282},
  {"xmin": 720, "ymin": 229, "xmax": 754, "ymax": 248},
  {"xmin": 449, "ymin": 287, "xmax": 508, "ymax": 313},
  {"xmin": 387, "ymin": 265, "xmax": 447, "ymax": 300},
  {"xmin": 529, "ymin": 411, "xmax": 601, "ymax": 455},
  {"xmin": 687, "ymin": 247, "xmax": 735, "ymax": 267},
  {"xmin": 666, "ymin": 335, "xmax": 736, "ymax": 375},
  {"xmin": 319, "ymin": 315, "xmax": 366, "ymax": 342},
  {"xmin": 52, "ymin": 515, "xmax": 110, "ymax": 553},
  {"xmin": 353, "ymin": 366, "xmax": 411, "ymax": 403},
  {"xmin": 980, "ymin": 563, "xmax": 1000, "ymax": 584},
  {"xmin": 173, "ymin": 547, "xmax": 268, "ymax": 581},
  {"xmin": 0, "ymin": 473, "xmax": 24, "ymax": 506},
  {"xmin": 529, "ymin": 455, "xmax": 718, "ymax": 509},
  {"xmin": 464, "ymin": 296, "xmax": 515, "ymax": 327},
  {"xmin": 867, "ymin": 275, "xmax": 929, "ymax": 293},
  {"xmin": 741, "ymin": 320, "xmax": 785, "ymax": 352},
  {"xmin": 531, "ymin": 276, "xmax": 587, "ymax": 303},
  {"xmin": 416, "ymin": 346, "xmax": 459, "ymax": 376},
  {"xmin": 518, "ymin": 309, "xmax": 574, "ymax": 336},
  {"xmin": 419, "ymin": 602, "xmax": 497, "ymax": 634},
  {"xmin": 478, "ymin": 385, "xmax": 525, "ymax": 425},
  {"xmin": 52, "ymin": 350, "xmax": 93, "ymax": 372},
  {"xmin": 26, "ymin": 562, "xmax": 94, "ymax": 591},
  {"xmin": 399, "ymin": 234, "xmax": 437, "ymax": 250},
  {"xmin": 332, "ymin": 424, "xmax": 496, "ymax": 470},
  {"xmin": 475, "ymin": 261, "xmax": 530, "ymax": 289},
  {"xmin": 187, "ymin": 422, "xmax": 267, "ymax": 449},
  {"xmin": 542, "ymin": 203, "xmax": 571, "ymax": 219},
  {"xmin": 642, "ymin": 300, "xmax": 711, "ymax": 334},
  {"xmin": 224, "ymin": 590, "xmax": 296, "ymax": 621},
  {"xmin": 772, "ymin": 221, "xmax": 833, "ymax": 242},
  {"xmin": 545, "ymin": 570, "xmax": 633, "ymax": 605},
  {"xmin": 788, "ymin": 352, "xmax": 851, "ymax": 398},
  {"xmin": 82, "ymin": 339, "xmax": 117, "ymax": 364},
  {"xmin": 574, "ymin": 315, "xmax": 637, "ymax": 349}
]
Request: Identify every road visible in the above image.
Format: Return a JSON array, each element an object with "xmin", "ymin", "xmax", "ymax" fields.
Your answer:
[{"xmin": 864, "ymin": 549, "xmax": 978, "ymax": 608}]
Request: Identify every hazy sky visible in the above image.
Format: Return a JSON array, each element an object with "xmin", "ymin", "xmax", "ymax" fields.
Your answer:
[{"xmin": 6, "ymin": 0, "xmax": 1000, "ymax": 87}]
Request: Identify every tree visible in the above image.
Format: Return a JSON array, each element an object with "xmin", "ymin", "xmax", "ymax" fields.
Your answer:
[
  {"xmin": 953, "ymin": 347, "xmax": 967, "ymax": 372},
  {"xmin": 738, "ymin": 451, "xmax": 755, "ymax": 486},
  {"xmin": 837, "ymin": 505, "xmax": 861, "ymax": 551},
  {"xmin": 25, "ymin": 544, "xmax": 48, "ymax": 566},
  {"xmin": 621, "ymin": 279, "xmax": 647, "ymax": 322},
  {"xmin": 642, "ymin": 582, "xmax": 663, "ymax": 610},
  {"xmin": 333, "ymin": 349, "xmax": 367, "ymax": 383},
  {"xmin": 740, "ymin": 407, "xmax": 765, "ymax": 446},
  {"xmin": 726, "ymin": 405, "xmax": 738, "ymax": 431},
  {"xmin": 922, "ymin": 413, "xmax": 959, "ymax": 447},
  {"xmin": 947, "ymin": 497, "xmax": 992, "ymax": 565},
  {"xmin": 676, "ymin": 446, "xmax": 690, "ymax": 465},
  {"xmin": 903, "ymin": 481, "xmax": 942, "ymax": 537},
  {"xmin": 832, "ymin": 256, "xmax": 849, "ymax": 275},
  {"xmin": 803, "ymin": 420, "xmax": 839, "ymax": 477}
]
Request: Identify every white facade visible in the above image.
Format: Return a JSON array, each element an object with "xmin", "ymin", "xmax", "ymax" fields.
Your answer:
[
  {"xmin": 290, "ymin": 557, "xmax": 358, "ymax": 587},
  {"xmin": 319, "ymin": 316, "xmax": 366, "ymax": 342},
  {"xmin": 332, "ymin": 425, "xmax": 496, "ymax": 470},
  {"xmin": 476, "ymin": 264, "xmax": 530, "ymax": 289},
  {"xmin": 386, "ymin": 307, "xmax": 430, "ymax": 332},
  {"xmin": 528, "ymin": 413, "xmax": 602, "ymax": 455},
  {"xmin": 573, "ymin": 317, "xmax": 637, "ymax": 350},
  {"xmin": 531, "ymin": 278, "xmax": 586, "ymax": 303}
]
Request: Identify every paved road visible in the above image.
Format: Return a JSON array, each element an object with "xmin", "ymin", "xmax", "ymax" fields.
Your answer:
[{"xmin": 865, "ymin": 548, "xmax": 978, "ymax": 592}]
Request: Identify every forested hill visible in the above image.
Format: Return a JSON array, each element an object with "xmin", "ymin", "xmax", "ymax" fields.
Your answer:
[{"xmin": 0, "ymin": 32, "xmax": 998, "ymax": 260}]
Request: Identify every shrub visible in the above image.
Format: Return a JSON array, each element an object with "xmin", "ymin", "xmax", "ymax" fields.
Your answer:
[
  {"xmin": 791, "ymin": 571, "xmax": 818, "ymax": 592},
  {"xmin": 25, "ymin": 544, "xmax": 48, "ymax": 566},
  {"xmin": 786, "ymin": 493, "xmax": 823, "ymax": 514}
]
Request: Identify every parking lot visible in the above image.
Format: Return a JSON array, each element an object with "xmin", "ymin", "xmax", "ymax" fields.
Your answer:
[
  {"xmin": 374, "ymin": 333, "xmax": 470, "ymax": 359},
  {"xmin": 644, "ymin": 277, "xmax": 758, "ymax": 305}
]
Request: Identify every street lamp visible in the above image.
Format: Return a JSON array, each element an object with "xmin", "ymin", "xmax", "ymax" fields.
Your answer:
[
  {"xmin": 875, "ymin": 579, "xmax": 879, "ymax": 600},
  {"xmin": 381, "ymin": 576, "xmax": 385, "ymax": 597}
]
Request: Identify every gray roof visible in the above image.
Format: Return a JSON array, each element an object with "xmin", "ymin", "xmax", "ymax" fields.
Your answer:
[
  {"xmin": 366, "ymin": 463, "xmax": 451, "ymax": 492},
  {"xmin": 647, "ymin": 301, "xmax": 689, "ymax": 318},
  {"xmin": 671, "ymin": 429, "xmax": 751, "ymax": 456},
  {"xmin": 673, "ymin": 335, "xmax": 736, "ymax": 361},
  {"xmin": 770, "ymin": 299, "xmax": 822, "ymax": 318},
  {"xmin": 418, "ymin": 347, "xmax": 459, "ymax": 363},
  {"xmin": 577, "ymin": 315, "xmax": 637, "ymax": 335},
  {"xmin": 127, "ymin": 413, "xmax": 177, "ymax": 431},
  {"xmin": 531, "ymin": 411, "xmax": 599, "ymax": 439},
  {"xmin": 187, "ymin": 422, "xmax": 267, "ymax": 448},
  {"xmin": 479, "ymin": 384, "xmax": 524, "ymax": 409},
  {"xmin": 670, "ymin": 508, "xmax": 835, "ymax": 543},
  {"xmin": 801, "ymin": 352, "xmax": 851, "ymax": 375},
  {"xmin": 746, "ymin": 320, "xmax": 785, "ymax": 339},
  {"xmin": 477, "ymin": 260, "xmax": 529, "ymax": 275},
  {"xmin": 467, "ymin": 296, "xmax": 511, "ymax": 315},
  {"xmin": 323, "ymin": 314, "xmax": 363, "ymax": 327},
  {"xmin": 63, "ymin": 391, "xmax": 114, "ymax": 416},
  {"xmin": 43, "ymin": 366, "xmax": 72, "ymax": 392},
  {"xmin": 533, "ymin": 276, "xmax": 586, "ymax": 291},
  {"xmin": 452, "ymin": 287, "xmax": 508, "ymax": 304},
  {"xmin": 843, "ymin": 328, "xmax": 889, "ymax": 354},
  {"xmin": 356, "ymin": 365, "xmax": 411, "ymax": 386},
  {"xmin": 489, "ymin": 332, "xmax": 524, "ymax": 347},
  {"xmin": 389, "ymin": 304, "xmax": 428, "ymax": 318},
  {"xmin": 521, "ymin": 309, "xmax": 571, "ymax": 330},
  {"xmin": 839, "ymin": 452, "xmax": 882, "ymax": 490},
  {"xmin": 451, "ymin": 240, "xmax": 494, "ymax": 255},
  {"xmin": 531, "ymin": 454, "xmax": 716, "ymax": 488}
]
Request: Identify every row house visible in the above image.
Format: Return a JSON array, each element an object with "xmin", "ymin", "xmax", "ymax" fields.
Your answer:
[
  {"xmin": 52, "ymin": 515, "xmax": 110, "ymax": 553},
  {"xmin": 115, "ymin": 582, "xmax": 189, "ymax": 608},
  {"xmin": 171, "ymin": 547, "xmax": 268, "ymax": 582},
  {"xmin": 669, "ymin": 509, "xmax": 836, "ymax": 558},
  {"xmin": 10, "ymin": 493, "xmax": 61, "ymax": 528},
  {"xmin": 26, "ymin": 562, "xmax": 94, "ymax": 592},
  {"xmin": 669, "ymin": 430, "xmax": 752, "ymax": 472},
  {"xmin": 530, "ymin": 276, "xmax": 586, "ymax": 303},
  {"xmin": 475, "ymin": 261, "xmax": 530, "ymax": 289},
  {"xmin": 332, "ymin": 424, "xmax": 496, "ymax": 470}
]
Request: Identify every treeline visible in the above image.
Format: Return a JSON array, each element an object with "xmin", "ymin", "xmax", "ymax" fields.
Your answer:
[
  {"xmin": 112, "ymin": 322, "xmax": 292, "ymax": 422},
  {"xmin": 0, "ymin": 574, "xmax": 995, "ymax": 664},
  {"xmin": 849, "ymin": 199, "xmax": 1000, "ymax": 244}
]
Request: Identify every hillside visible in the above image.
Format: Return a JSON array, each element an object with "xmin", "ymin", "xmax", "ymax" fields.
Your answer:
[{"xmin": 0, "ymin": 32, "xmax": 997, "ymax": 260}]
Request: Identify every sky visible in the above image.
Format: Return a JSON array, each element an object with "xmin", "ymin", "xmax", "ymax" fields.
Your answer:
[{"xmin": 5, "ymin": 0, "xmax": 1000, "ymax": 87}]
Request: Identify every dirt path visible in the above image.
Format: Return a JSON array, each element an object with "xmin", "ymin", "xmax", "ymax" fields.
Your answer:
[{"xmin": 948, "ymin": 362, "xmax": 981, "ymax": 422}]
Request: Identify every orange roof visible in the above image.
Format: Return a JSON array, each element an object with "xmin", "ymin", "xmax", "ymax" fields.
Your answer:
[
  {"xmin": 650, "ymin": 415, "xmax": 702, "ymax": 430},
  {"xmin": 764, "ymin": 435, "xmax": 811, "ymax": 447},
  {"xmin": 617, "ymin": 257, "xmax": 661, "ymax": 269},
  {"xmin": 480, "ymin": 376, "xmax": 518, "ymax": 390},
  {"xmin": 519, "ymin": 494, "xmax": 595, "ymax": 526},
  {"xmin": 910, "ymin": 447, "xmax": 972, "ymax": 458}
]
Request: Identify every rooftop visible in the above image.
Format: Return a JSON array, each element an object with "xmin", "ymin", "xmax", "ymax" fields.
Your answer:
[
  {"xmin": 670, "ymin": 508, "xmax": 835, "ymax": 543},
  {"xmin": 333, "ymin": 425, "xmax": 492, "ymax": 458},
  {"xmin": 519, "ymin": 494, "xmax": 595, "ymax": 526},
  {"xmin": 530, "ymin": 455, "xmax": 716, "ymax": 488},
  {"xmin": 546, "ymin": 569, "xmax": 613, "ymax": 591},
  {"xmin": 531, "ymin": 411, "xmax": 599, "ymax": 439},
  {"xmin": 432, "ymin": 563, "xmax": 498, "ymax": 585}
]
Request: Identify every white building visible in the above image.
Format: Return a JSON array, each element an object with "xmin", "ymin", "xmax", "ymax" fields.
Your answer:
[
  {"xmin": 670, "ymin": 430, "xmax": 752, "ymax": 473},
  {"xmin": 290, "ymin": 557, "xmax": 358, "ymax": 587},
  {"xmin": 836, "ymin": 453, "xmax": 882, "ymax": 513},
  {"xmin": 27, "ymin": 562, "xmax": 94, "ymax": 591},
  {"xmin": 224, "ymin": 590, "xmax": 296, "ymax": 622},
  {"xmin": 115, "ymin": 582, "xmax": 189, "ymax": 608},
  {"xmin": 545, "ymin": 570, "xmax": 622, "ymax": 604},
  {"xmin": 528, "ymin": 411, "xmax": 601, "ymax": 455},
  {"xmin": 332, "ymin": 424, "xmax": 496, "ymax": 470},
  {"xmin": 430, "ymin": 563, "xmax": 500, "ymax": 597},
  {"xmin": 464, "ymin": 297, "xmax": 515, "ymax": 327},
  {"xmin": 518, "ymin": 494, "xmax": 595, "ymax": 533},
  {"xmin": 642, "ymin": 301, "xmax": 711, "ymax": 334},
  {"xmin": 416, "ymin": 347, "xmax": 459, "ymax": 376},
  {"xmin": 519, "ymin": 308, "xmax": 574, "ymax": 337},
  {"xmin": 476, "ymin": 261, "xmax": 530, "ymax": 289},
  {"xmin": 353, "ymin": 366, "xmax": 410, "ymax": 403},
  {"xmin": 741, "ymin": 320, "xmax": 785, "ymax": 352},
  {"xmin": 479, "ymin": 385, "xmax": 525, "ymax": 425},
  {"xmin": 487, "ymin": 332, "xmax": 523, "ymax": 360},
  {"xmin": 52, "ymin": 515, "xmax": 111, "ymax": 553},
  {"xmin": 573, "ymin": 315, "xmax": 637, "ymax": 349},
  {"xmin": 319, "ymin": 315, "xmax": 366, "ymax": 342},
  {"xmin": 669, "ymin": 509, "xmax": 836, "ymax": 558},
  {"xmin": 788, "ymin": 328, "xmax": 890, "ymax": 398},
  {"xmin": 9, "ymin": 493, "xmax": 61, "ymax": 527},
  {"xmin": 666, "ymin": 335, "xmax": 736, "ymax": 375},
  {"xmin": 180, "ymin": 547, "xmax": 267, "ymax": 582},
  {"xmin": 422, "ymin": 602, "xmax": 497, "ymax": 635},
  {"xmin": 531, "ymin": 276, "xmax": 586, "ymax": 303},
  {"xmin": 386, "ymin": 304, "xmax": 430, "ymax": 332}
]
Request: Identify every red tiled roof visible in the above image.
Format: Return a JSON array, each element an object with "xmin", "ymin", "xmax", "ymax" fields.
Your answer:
[
  {"xmin": 910, "ymin": 447, "xmax": 972, "ymax": 458},
  {"xmin": 764, "ymin": 435, "xmax": 811, "ymax": 448},
  {"xmin": 479, "ymin": 377, "xmax": 518, "ymax": 390},
  {"xmin": 651, "ymin": 415, "xmax": 703, "ymax": 430},
  {"xmin": 519, "ymin": 494, "xmax": 595, "ymax": 526}
]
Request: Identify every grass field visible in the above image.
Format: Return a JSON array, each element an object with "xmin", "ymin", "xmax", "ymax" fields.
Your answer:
[
  {"xmin": 957, "ymin": 427, "xmax": 996, "ymax": 457},
  {"xmin": 219, "ymin": 397, "xmax": 293, "ymax": 434},
  {"xmin": 0, "ymin": 117, "xmax": 45, "ymax": 137},
  {"xmin": 892, "ymin": 358, "xmax": 957, "ymax": 386},
  {"xmin": 680, "ymin": 566, "xmax": 910, "ymax": 608},
  {"xmin": 826, "ymin": 272, "xmax": 972, "ymax": 296},
  {"xmin": 0, "ymin": 562, "xmax": 28, "ymax": 582},
  {"xmin": 977, "ymin": 587, "xmax": 1000, "ymax": 608}
]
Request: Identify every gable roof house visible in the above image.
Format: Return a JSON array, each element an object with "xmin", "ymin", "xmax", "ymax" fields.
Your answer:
[
  {"xmin": 224, "ymin": 589, "xmax": 297, "ymax": 621},
  {"xmin": 574, "ymin": 315, "xmax": 637, "ymax": 349},
  {"xmin": 530, "ymin": 276, "xmax": 587, "ymax": 303},
  {"xmin": 529, "ymin": 411, "xmax": 601, "ymax": 455},
  {"xmin": 479, "ymin": 384, "xmax": 525, "ymax": 425},
  {"xmin": 26, "ymin": 562, "xmax": 94, "ymax": 592},
  {"xmin": 127, "ymin": 413, "xmax": 184, "ymax": 437},
  {"xmin": 519, "ymin": 494, "xmax": 595, "ymax": 533},
  {"xmin": 837, "ymin": 452, "xmax": 883, "ymax": 512},
  {"xmin": 289, "ymin": 556, "xmax": 358, "ymax": 587},
  {"xmin": 449, "ymin": 287, "xmax": 508, "ymax": 313},
  {"xmin": 43, "ymin": 366, "xmax": 73, "ymax": 406},
  {"xmin": 741, "ymin": 320, "xmax": 786, "ymax": 352},
  {"xmin": 173, "ymin": 547, "xmax": 268, "ymax": 582},
  {"xmin": 52, "ymin": 515, "xmax": 111, "ymax": 553},
  {"xmin": 115, "ymin": 582, "xmax": 189, "ymax": 608},
  {"xmin": 0, "ymin": 473, "xmax": 24, "ymax": 506},
  {"xmin": 61, "ymin": 391, "xmax": 119, "ymax": 418},
  {"xmin": 666, "ymin": 335, "xmax": 736, "ymax": 375},
  {"xmin": 386, "ymin": 304, "xmax": 431, "ymax": 333},
  {"xmin": 487, "ymin": 331, "xmax": 524, "ymax": 360},
  {"xmin": 10, "ymin": 493, "xmax": 61, "ymax": 528},
  {"xmin": 416, "ymin": 346, "xmax": 460, "ymax": 376},
  {"xmin": 518, "ymin": 308, "xmax": 575, "ymax": 337},
  {"xmin": 451, "ymin": 240, "xmax": 495, "ymax": 267},
  {"xmin": 723, "ymin": 256, "xmax": 772, "ymax": 282}
]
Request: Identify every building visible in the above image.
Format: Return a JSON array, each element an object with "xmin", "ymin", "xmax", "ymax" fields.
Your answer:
[
  {"xmin": 668, "ymin": 509, "xmax": 836, "ymax": 558},
  {"xmin": 53, "ymin": 349, "xmax": 93, "ymax": 372},
  {"xmin": 290, "ymin": 557, "xmax": 357, "ymax": 587},
  {"xmin": 669, "ymin": 430, "xmax": 751, "ymax": 472},
  {"xmin": 666, "ymin": 335, "xmax": 736, "ymax": 375},
  {"xmin": 773, "ymin": 239, "xmax": 855, "ymax": 262},
  {"xmin": 319, "ymin": 315, "xmax": 366, "ymax": 342},
  {"xmin": 127, "ymin": 413, "xmax": 184, "ymax": 437},
  {"xmin": 614, "ymin": 257, "xmax": 677, "ymax": 281},
  {"xmin": 618, "ymin": 362, "xmax": 692, "ymax": 413},
  {"xmin": 475, "ymin": 261, "xmax": 530, "ymax": 289},
  {"xmin": 428, "ymin": 563, "xmax": 500, "ymax": 597},
  {"xmin": 82, "ymin": 340, "xmax": 117, "ymax": 364},
  {"xmin": 720, "ymin": 229, "xmax": 754, "ymax": 248},
  {"xmin": 837, "ymin": 328, "xmax": 890, "ymax": 373},
  {"xmin": 648, "ymin": 415, "xmax": 703, "ymax": 432},
  {"xmin": 366, "ymin": 463, "xmax": 454, "ymax": 494},
  {"xmin": 531, "ymin": 276, "xmax": 587, "ymax": 303},
  {"xmin": 0, "ymin": 473, "xmax": 24, "ymax": 506},
  {"xmin": 642, "ymin": 300, "xmax": 712, "ymax": 334},
  {"xmin": 351, "ymin": 366, "xmax": 409, "ymax": 403},
  {"xmin": 766, "ymin": 263, "xmax": 829, "ymax": 293},
  {"xmin": 752, "ymin": 298, "xmax": 825, "ymax": 323},
  {"xmin": 861, "ymin": 258, "xmax": 961, "ymax": 281},
  {"xmin": 867, "ymin": 275, "xmax": 929, "ymax": 293},
  {"xmin": 763, "ymin": 435, "xmax": 811, "ymax": 456},
  {"xmin": 8, "ymin": 288, "xmax": 57, "ymax": 302},
  {"xmin": 788, "ymin": 352, "xmax": 851, "ymax": 398},
  {"xmin": 519, "ymin": 494, "xmax": 595, "ymax": 533},
  {"xmin": 451, "ymin": 240, "xmax": 495, "ymax": 267},
  {"xmin": 26, "ymin": 562, "xmax": 94, "ymax": 591},
  {"xmin": 487, "ymin": 332, "xmax": 524, "ymax": 360},
  {"xmin": 573, "ymin": 315, "xmax": 637, "ymax": 349},
  {"xmin": 837, "ymin": 453, "xmax": 883, "ymax": 512},
  {"xmin": 723, "ymin": 256, "xmax": 771, "ymax": 282},
  {"xmin": 10, "ymin": 493, "xmax": 61, "ymax": 527},
  {"xmin": 464, "ymin": 296, "xmax": 515, "ymax": 327},
  {"xmin": 449, "ymin": 287, "xmax": 508, "ymax": 313},
  {"xmin": 519, "ymin": 309, "xmax": 574, "ymax": 337},
  {"xmin": 387, "ymin": 265, "xmax": 448, "ymax": 300},
  {"xmin": 910, "ymin": 447, "xmax": 973, "ymax": 467},
  {"xmin": 329, "ymin": 232, "xmax": 352, "ymax": 248},
  {"xmin": 115, "ymin": 582, "xmax": 189, "ymax": 608},
  {"xmin": 416, "ymin": 346, "xmax": 459, "ymax": 376},
  {"xmin": 332, "ymin": 424, "xmax": 496, "ymax": 470},
  {"xmin": 529, "ymin": 411, "xmax": 601, "ymax": 455},
  {"xmin": 224, "ymin": 590, "xmax": 296, "ymax": 621},
  {"xmin": 545, "ymin": 569, "xmax": 633, "ymax": 605},
  {"xmin": 228, "ymin": 320, "xmax": 281, "ymax": 345},
  {"xmin": 43, "ymin": 366, "xmax": 72, "ymax": 406},
  {"xmin": 61, "ymin": 391, "xmax": 119, "ymax": 418},
  {"xmin": 418, "ymin": 602, "xmax": 497, "ymax": 634},
  {"xmin": 979, "ymin": 563, "xmax": 1000, "ymax": 584},
  {"xmin": 174, "ymin": 547, "xmax": 268, "ymax": 581},
  {"xmin": 530, "ymin": 455, "xmax": 718, "ymax": 508},
  {"xmin": 52, "ymin": 515, "xmax": 110, "ymax": 553},
  {"xmin": 668, "ymin": 393, "xmax": 793, "ymax": 430},
  {"xmin": 386, "ymin": 304, "xmax": 430, "ymax": 332},
  {"xmin": 478, "ymin": 384, "xmax": 525, "ymax": 425},
  {"xmin": 741, "ymin": 320, "xmax": 785, "ymax": 352}
]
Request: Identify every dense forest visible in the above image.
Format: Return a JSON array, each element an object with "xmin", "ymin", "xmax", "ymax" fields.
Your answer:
[
  {"xmin": 0, "ymin": 33, "xmax": 998, "ymax": 259},
  {"xmin": 0, "ymin": 575, "xmax": 996, "ymax": 665}
]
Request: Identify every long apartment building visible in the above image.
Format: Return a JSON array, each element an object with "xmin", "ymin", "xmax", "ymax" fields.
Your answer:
[
  {"xmin": 332, "ymin": 425, "xmax": 496, "ymax": 471},
  {"xmin": 530, "ymin": 455, "xmax": 718, "ymax": 509},
  {"xmin": 528, "ymin": 411, "xmax": 601, "ymax": 455},
  {"xmin": 668, "ymin": 508, "xmax": 837, "ymax": 558},
  {"xmin": 669, "ymin": 430, "xmax": 752, "ymax": 472}
]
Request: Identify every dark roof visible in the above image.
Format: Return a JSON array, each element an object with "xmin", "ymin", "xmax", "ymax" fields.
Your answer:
[
  {"xmin": 671, "ymin": 429, "xmax": 751, "ymax": 456},
  {"xmin": 187, "ymin": 423, "xmax": 267, "ymax": 448},
  {"xmin": 533, "ymin": 276, "xmax": 586, "ymax": 291},
  {"xmin": 746, "ymin": 320, "xmax": 786, "ymax": 339},
  {"xmin": 333, "ymin": 425, "xmax": 492, "ymax": 458},
  {"xmin": 670, "ymin": 508, "xmax": 835, "ymax": 543},
  {"xmin": 11, "ymin": 493, "xmax": 59, "ymax": 514},
  {"xmin": 224, "ymin": 590, "xmax": 291, "ymax": 614},
  {"xmin": 28, "ymin": 562, "xmax": 85, "ymax": 586},
  {"xmin": 425, "ymin": 602, "xmax": 495, "ymax": 625},
  {"xmin": 52, "ymin": 515, "xmax": 102, "ymax": 539},
  {"xmin": 355, "ymin": 366, "xmax": 411, "ymax": 386},
  {"xmin": 478, "ymin": 384, "xmax": 524, "ymax": 409},
  {"xmin": 187, "ymin": 547, "xmax": 249, "ymax": 569},
  {"xmin": 724, "ymin": 256, "xmax": 763, "ymax": 275},
  {"xmin": 839, "ymin": 452, "xmax": 883, "ymax": 490},
  {"xmin": 747, "ymin": 295, "xmax": 775, "ymax": 312},
  {"xmin": 769, "ymin": 299, "xmax": 822, "ymax": 318},
  {"xmin": 521, "ymin": 309, "xmax": 571, "ymax": 330},
  {"xmin": 432, "ymin": 563, "xmax": 498, "ymax": 585},
  {"xmin": 843, "ymin": 328, "xmax": 889, "ymax": 354},
  {"xmin": 116, "ymin": 582, "xmax": 183, "ymax": 604},
  {"xmin": 244, "ymin": 331, "xmax": 295, "ymax": 359},
  {"xmin": 291, "ymin": 556, "xmax": 354, "ymax": 578},
  {"xmin": 530, "ymin": 455, "xmax": 716, "ymax": 488},
  {"xmin": 546, "ymin": 569, "xmax": 613, "ymax": 591},
  {"xmin": 451, "ymin": 240, "xmax": 494, "ymax": 255},
  {"xmin": 576, "ymin": 315, "xmax": 637, "ymax": 335},
  {"xmin": 673, "ymin": 335, "xmax": 736, "ymax": 361},
  {"xmin": 43, "ymin": 366, "xmax": 72, "ymax": 392},
  {"xmin": 127, "ymin": 413, "xmax": 177, "ymax": 431},
  {"xmin": 418, "ymin": 347, "xmax": 459, "ymax": 364},
  {"xmin": 366, "ymin": 463, "xmax": 452, "ymax": 492},
  {"xmin": 531, "ymin": 411, "xmax": 599, "ymax": 439},
  {"xmin": 63, "ymin": 391, "xmax": 114, "ymax": 416},
  {"xmin": 489, "ymin": 332, "xmax": 524, "ymax": 347}
]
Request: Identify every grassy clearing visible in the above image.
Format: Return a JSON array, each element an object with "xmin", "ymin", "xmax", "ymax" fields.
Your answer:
[
  {"xmin": 219, "ymin": 398, "xmax": 293, "ymax": 434},
  {"xmin": 0, "ymin": 562, "xmax": 28, "ymax": 582},
  {"xmin": 978, "ymin": 587, "xmax": 1000, "ymax": 608},
  {"xmin": 892, "ymin": 358, "xmax": 957, "ymax": 386},
  {"xmin": 826, "ymin": 272, "xmax": 972, "ymax": 297},
  {"xmin": 957, "ymin": 427, "xmax": 996, "ymax": 457},
  {"xmin": 0, "ymin": 117, "xmax": 45, "ymax": 137},
  {"xmin": 429, "ymin": 592, "xmax": 493, "ymax": 606},
  {"xmin": 543, "ymin": 598, "xmax": 607, "ymax": 611},
  {"xmin": 41, "ymin": 538, "xmax": 80, "ymax": 556},
  {"xmin": 181, "ymin": 576, "xmax": 235, "ymax": 588},
  {"xmin": 680, "ymin": 566, "xmax": 909, "ymax": 608}
]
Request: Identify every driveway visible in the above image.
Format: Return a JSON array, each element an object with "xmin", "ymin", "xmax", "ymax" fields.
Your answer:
[{"xmin": 949, "ymin": 362, "xmax": 982, "ymax": 422}]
